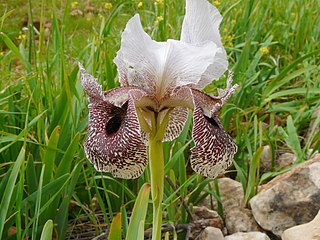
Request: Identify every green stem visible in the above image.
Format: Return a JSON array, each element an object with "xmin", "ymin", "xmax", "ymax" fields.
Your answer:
[{"xmin": 148, "ymin": 137, "xmax": 164, "ymax": 240}]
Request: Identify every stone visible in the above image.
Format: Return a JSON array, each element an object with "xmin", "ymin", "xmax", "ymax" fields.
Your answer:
[
  {"xmin": 260, "ymin": 146, "xmax": 299, "ymax": 172},
  {"xmin": 199, "ymin": 227, "xmax": 224, "ymax": 240},
  {"xmin": 276, "ymin": 152, "xmax": 296, "ymax": 169},
  {"xmin": 200, "ymin": 178, "xmax": 260, "ymax": 234},
  {"xmin": 225, "ymin": 208, "xmax": 261, "ymax": 234},
  {"xmin": 260, "ymin": 145, "xmax": 272, "ymax": 171},
  {"xmin": 225, "ymin": 232, "xmax": 270, "ymax": 240},
  {"xmin": 190, "ymin": 206, "xmax": 223, "ymax": 239},
  {"xmin": 282, "ymin": 209, "xmax": 320, "ymax": 240},
  {"xmin": 200, "ymin": 178, "xmax": 259, "ymax": 234},
  {"xmin": 192, "ymin": 206, "xmax": 223, "ymax": 229},
  {"xmin": 250, "ymin": 153, "xmax": 320, "ymax": 237},
  {"xmin": 201, "ymin": 178, "xmax": 244, "ymax": 212}
]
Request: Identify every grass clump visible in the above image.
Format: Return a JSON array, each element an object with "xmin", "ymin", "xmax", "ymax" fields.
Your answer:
[{"xmin": 0, "ymin": 0, "xmax": 319, "ymax": 239}]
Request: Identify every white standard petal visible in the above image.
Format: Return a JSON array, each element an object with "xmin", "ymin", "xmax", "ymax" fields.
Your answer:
[
  {"xmin": 114, "ymin": 14, "xmax": 160, "ymax": 94},
  {"xmin": 181, "ymin": 0, "xmax": 223, "ymax": 45},
  {"xmin": 114, "ymin": 14, "xmax": 220, "ymax": 99},
  {"xmin": 181, "ymin": 0, "xmax": 228, "ymax": 88}
]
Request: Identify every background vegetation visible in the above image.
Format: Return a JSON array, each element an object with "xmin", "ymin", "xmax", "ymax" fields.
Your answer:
[{"xmin": 0, "ymin": 0, "xmax": 319, "ymax": 239}]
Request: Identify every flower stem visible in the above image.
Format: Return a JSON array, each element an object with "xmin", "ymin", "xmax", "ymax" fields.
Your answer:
[{"xmin": 148, "ymin": 137, "xmax": 164, "ymax": 240}]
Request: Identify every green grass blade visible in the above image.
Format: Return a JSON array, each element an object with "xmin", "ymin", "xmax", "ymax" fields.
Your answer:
[
  {"xmin": 108, "ymin": 213, "xmax": 122, "ymax": 240},
  {"xmin": 42, "ymin": 125, "xmax": 60, "ymax": 186},
  {"xmin": 32, "ymin": 165, "xmax": 45, "ymax": 239},
  {"xmin": 0, "ymin": 147, "xmax": 25, "ymax": 238},
  {"xmin": 40, "ymin": 219, "xmax": 53, "ymax": 240},
  {"xmin": 245, "ymin": 147, "xmax": 263, "ymax": 204},
  {"xmin": 0, "ymin": 32, "xmax": 32, "ymax": 71},
  {"xmin": 56, "ymin": 162, "xmax": 83, "ymax": 238},
  {"xmin": 286, "ymin": 115, "xmax": 303, "ymax": 161},
  {"xmin": 164, "ymin": 140, "xmax": 192, "ymax": 174},
  {"xmin": 56, "ymin": 133, "xmax": 80, "ymax": 178},
  {"xmin": 126, "ymin": 183, "xmax": 151, "ymax": 240}
]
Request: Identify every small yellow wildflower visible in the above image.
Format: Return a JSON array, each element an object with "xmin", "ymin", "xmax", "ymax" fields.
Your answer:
[
  {"xmin": 223, "ymin": 28, "xmax": 228, "ymax": 33},
  {"xmin": 157, "ymin": 16, "xmax": 164, "ymax": 22},
  {"xmin": 17, "ymin": 31, "xmax": 26, "ymax": 40},
  {"xmin": 214, "ymin": 0, "xmax": 221, "ymax": 6},
  {"xmin": 0, "ymin": 52, "xmax": 4, "ymax": 57},
  {"xmin": 231, "ymin": 19, "xmax": 236, "ymax": 26},
  {"xmin": 104, "ymin": 2, "xmax": 113, "ymax": 10},
  {"xmin": 137, "ymin": 2, "xmax": 143, "ymax": 8},
  {"xmin": 71, "ymin": 1, "xmax": 78, "ymax": 9},
  {"xmin": 227, "ymin": 35, "xmax": 233, "ymax": 40},
  {"xmin": 154, "ymin": 0, "xmax": 164, "ymax": 7},
  {"xmin": 260, "ymin": 47, "xmax": 269, "ymax": 55}
]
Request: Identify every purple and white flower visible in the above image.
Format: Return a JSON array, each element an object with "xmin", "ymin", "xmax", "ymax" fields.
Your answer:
[{"xmin": 79, "ymin": 0, "xmax": 238, "ymax": 179}]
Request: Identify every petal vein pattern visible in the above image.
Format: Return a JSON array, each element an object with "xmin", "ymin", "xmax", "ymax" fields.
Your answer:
[
  {"xmin": 80, "ymin": 0, "xmax": 238, "ymax": 179},
  {"xmin": 114, "ymin": 14, "xmax": 220, "ymax": 99},
  {"xmin": 191, "ymin": 102, "xmax": 237, "ymax": 178},
  {"xmin": 181, "ymin": 0, "xmax": 228, "ymax": 88},
  {"xmin": 84, "ymin": 96, "xmax": 148, "ymax": 179}
]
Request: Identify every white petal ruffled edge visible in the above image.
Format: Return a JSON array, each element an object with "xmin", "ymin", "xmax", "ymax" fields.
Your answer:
[
  {"xmin": 114, "ymin": 13, "xmax": 223, "ymax": 98},
  {"xmin": 181, "ymin": 0, "xmax": 228, "ymax": 88}
]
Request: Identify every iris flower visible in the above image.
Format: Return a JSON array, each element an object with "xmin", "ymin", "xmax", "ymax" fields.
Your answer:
[
  {"xmin": 79, "ymin": 0, "xmax": 237, "ymax": 179},
  {"xmin": 80, "ymin": 0, "xmax": 237, "ymax": 237}
]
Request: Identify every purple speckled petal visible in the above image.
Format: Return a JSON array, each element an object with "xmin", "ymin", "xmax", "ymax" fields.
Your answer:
[
  {"xmin": 190, "ymin": 100, "xmax": 237, "ymax": 178},
  {"xmin": 163, "ymin": 106, "xmax": 189, "ymax": 142},
  {"xmin": 78, "ymin": 62, "xmax": 103, "ymax": 101},
  {"xmin": 84, "ymin": 96, "xmax": 148, "ymax": 179}
]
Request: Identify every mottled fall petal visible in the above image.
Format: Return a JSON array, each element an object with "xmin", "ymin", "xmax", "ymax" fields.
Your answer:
[
  {"xmin": 181, "ymin": 0, "xmax": 228, "ymax": 88},
  {"xmin": 163, "ymin": 106, "xmax": 189, "ymax": 142},
  {"xmin": 191, "ymin": 72, "xmax": 238, "ymax": 116},
  {"xmin": 84, "ymin": 93, "xmax": 148, "ymax": 179},
  {"xmin": 190, "ymin": 102, "xmax": 237, "ymax": 178},
  {"xmin": 78, "ymin": 62, "xmax": 103, "ymax": 100}
]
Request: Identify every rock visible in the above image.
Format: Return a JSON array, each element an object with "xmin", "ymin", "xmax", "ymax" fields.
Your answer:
[
  {"xmin": 260, "ymin": 145, "xmax": 272, "ymax": 171},
  {"xmin": 260, "ymin": 146, "xmax": 299, "ymax": 172},
  {"xmin": 276, "ymin": 152, "xmax": 296, "ymax": 169},
  {"xmin": 225, "ymin": 208, "xmax": 261, "ymax": 234},
  {"xmin": 200, "ymin": 178, "xmax": 260, "ymax": 234},
  {"xmin": 250, "ymin": 153, "xmax": 320, "ymax": 237},
  {"xmin": 225, "ymin": 232, "xmax": 270, "ymax": 240},
  {"xmin": 199, "ymin": 227, "xmax": 224, "ymax": 240},
  {"xmin": 192, "ymin": 206, "xmax": 223, "ymax": 229},
  {"xmin": 201, "ymin": 178, "xmax": 244, "ymax": 212},
  {"xmin": 190, "ymin": 206, "xmax": 223, "ymax": 239},
  {"xmin": 282, "ymin": 209, "xmax": 320, "ymax": 240}
]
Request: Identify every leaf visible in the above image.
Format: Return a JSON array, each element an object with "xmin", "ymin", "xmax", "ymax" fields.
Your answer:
[
  {"xmin": 56, "ymin": 162, "xmax": 83, "ymax": 238},
  {"xmin": 43, "ymin": 125, "xmax": 60, "ymax": 186},
  {"xmin": 264, "ymin": 88, "xmax": 320, "ymax": 104},
  {"xmin": 0, "ymin": 32, "xmax": 32, "ymax": 71},
  {"xmin": 0, "ymin": 147, "xmax": 25, "ymax": 238},
  {"xmin": 286, "ymin": 115, "xmax": 303, "ymax": 161},
  {"xmin": 32, "ymin": 165, "xmax": 45, "ymax": 239},
  {"xmin": 164, "ymin": 140, "xmax": 192, "ymax": 174},
  {"xmin": 56, "ymin": 133, "xmax": 80, "ymax": 178},
  {"xmin": 109, "ymin": 213, "xmax": 122, "ymax": 240},
  {"xmin": 126, "ymin": 183, "xmax": 151, "ymax": 240},
  {"xmin": 40, "ymin": 219, "xmax": 53, "ymax": 240},
  {"xmin": 245, "ymin": 147, "xmax": 263, "ymax": 203}
]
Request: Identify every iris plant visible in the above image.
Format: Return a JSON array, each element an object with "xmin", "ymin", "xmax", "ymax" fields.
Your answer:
[{"xmin": 79, "ymin": 0, "xmax": 237, "ymax": 238}]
